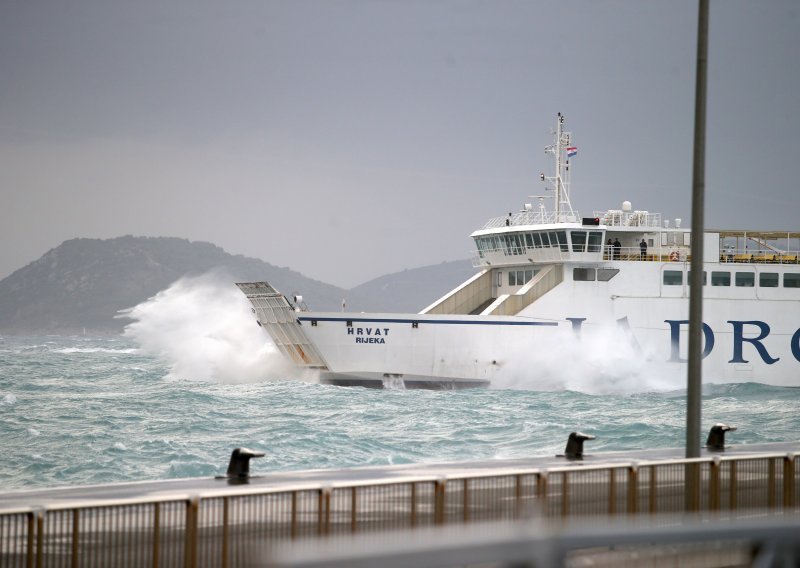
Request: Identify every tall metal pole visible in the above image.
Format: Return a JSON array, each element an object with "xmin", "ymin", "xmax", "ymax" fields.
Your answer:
[
  {"xmin": 687, "ymin": 0, "xmax": 709, "ymax": 458},
  {"xmin": 555, "ymin": 113, "xmax": 563, "ymax": 221},
  {"xmin": 686, "ymin": 0, "xmax": 709, "ymax": 510}
]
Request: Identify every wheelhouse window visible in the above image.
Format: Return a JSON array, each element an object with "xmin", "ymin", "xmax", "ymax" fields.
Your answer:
[
  {"xmin": 475, "ymin": 239, "xmax": 483, "ymax": 257},
  {"xmin": 735, "ymin": 272, "xmax": 755, "ymax": 287},
  {"xmin": 711, "ymin": 271, "xmax": 731, "ymax": 286},
  {"xmin": 477, "ymin": 236, "xmax": 501, "ymax": 254},
  {"xmin": 760, "ymin": 273, "xmax": 779, "ymax": 288},
  {"xmin": 663, "ymin": 270, "xmax": 683, "ymax": 285},
  {"xmin": 587, "ymin": 231, "xmax": 603, "ymax": 253},
  {"xmin": 525, "ymin": 233, "xmax": 533, "ymax": 248},
  {"xmin": 513, "ymin": 234, "xmax": 524, "ymax": 254},
  {"xmin": 539, "ymin": 232, "xmax": 550, "ymax": 247},
  {"xmin": 556, "ymin": 231, "xmax": 569, "ymax": 252},
  {"xmin": 573, "ymin": 268, "xmax": 596, "ymax": 281},
  {"xmin": 500, "ymin": 234, "xmax": 524, "ymax": 256},
  {"xmin": 571, "ymin": 231, "xmax": 587, "ymax": 252},
  {"xmin": 532, "ymin": 232, "xmax": 542, "ymax": 248},
  {"xmin": 784, "ymin": 273, "xmax": 800, "ymax": 288}
]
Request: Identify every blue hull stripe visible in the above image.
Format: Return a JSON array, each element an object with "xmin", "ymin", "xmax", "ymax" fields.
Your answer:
[{"xmin": 298, "ymin": 316, "xmax": 557, "ymax": 327}]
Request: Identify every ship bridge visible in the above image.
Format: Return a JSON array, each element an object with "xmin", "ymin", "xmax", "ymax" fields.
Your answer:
[{"xmin": 470, "ymin": 214, "xmax": 691, "ymax": 268}]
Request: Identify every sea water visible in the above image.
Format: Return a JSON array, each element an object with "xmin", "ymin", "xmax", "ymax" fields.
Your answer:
[{"xmin": 1, "ymin": 274, "xmax": 799, "ymax": 491}]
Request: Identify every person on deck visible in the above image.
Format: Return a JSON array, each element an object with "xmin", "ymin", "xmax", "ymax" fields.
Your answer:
[
  {"xmin": 640, "ymin": 238, "xmax": 648, "ymax": 260},
  {"xmin": 613, "ymin": 238, "xmax": 621, "ymax": 260}
]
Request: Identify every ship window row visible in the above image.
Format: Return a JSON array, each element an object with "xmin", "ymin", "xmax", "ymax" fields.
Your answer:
[
  {"xmin": 476, "ymin": 230, "xmax": 604, "ymax": 256},
  {"xmin": 573, "ymin": 268, "xmax": 620, "ymax": 282},
  {"xmin": 508, "ymin": 269, "xmax": 535, "ymax": 286},
  {"xmin": 663, "ymin": 270, "xmax": 800, "ymax": 288}
]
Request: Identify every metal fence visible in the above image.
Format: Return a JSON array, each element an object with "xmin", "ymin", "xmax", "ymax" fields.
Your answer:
[{"xmin": 2, "ymin": 452, "xmax": 798, "ymax": 567}]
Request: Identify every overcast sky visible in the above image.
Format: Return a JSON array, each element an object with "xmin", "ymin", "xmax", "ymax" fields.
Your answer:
[{"xmin": 1, "ymin": 1, "xmax": 798, "ymax": 288}]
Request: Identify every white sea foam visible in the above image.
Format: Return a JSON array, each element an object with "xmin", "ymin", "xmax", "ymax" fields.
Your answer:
[
  {"xmin": 120, "ymin": 271, "xmax": 316, "ymax": 384},
  {"xmin": 53, "ymin": 347, "xmax": 140, "ymax": 354},
  {"xmin": 492, "ymin": 324, "xmax": 681, "ymax": 394},
  {"xmin": 2, "ymin": 393, "xmax": 17, "ymax": 405}
]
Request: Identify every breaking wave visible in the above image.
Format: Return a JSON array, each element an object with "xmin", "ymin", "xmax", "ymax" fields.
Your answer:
[{"xmin": 120, "ymin": 272, "xmax": 315, "ymax": 384}]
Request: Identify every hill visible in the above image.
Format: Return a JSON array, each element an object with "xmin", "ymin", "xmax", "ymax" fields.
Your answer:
[
  {"xmin": 0, "ymin": 236, "xmax": 474, "ymax": 334},
  {"xmin": 0, "ymin": 236, "xmax": 345, "ymax": 334}
]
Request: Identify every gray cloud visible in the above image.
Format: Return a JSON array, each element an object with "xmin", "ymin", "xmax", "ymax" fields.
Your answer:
[{"xmin": 1, "ymin": 0, "xmax": 798, "ymax": 287}]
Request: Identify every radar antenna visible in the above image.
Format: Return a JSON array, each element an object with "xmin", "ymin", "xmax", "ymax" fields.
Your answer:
[{"xmin": 541, "ymin": 112, "xmax": 577, "ymax": 222}]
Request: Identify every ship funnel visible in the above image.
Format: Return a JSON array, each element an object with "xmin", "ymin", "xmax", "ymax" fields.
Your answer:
[
  {"xmin": 563, "ymin": 431, "xmax": 596, "ymax": 459},
  {"xmin": 706, "ymin": 423, "xmax": 737, "ymax": 451},
  {"xmin": 225, "ymin": 447, "xmax": 265, "ymax": 479}
]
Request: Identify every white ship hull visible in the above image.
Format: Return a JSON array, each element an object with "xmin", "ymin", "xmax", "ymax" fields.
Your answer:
[{"xmin": 294, "ymin": 264, "xmax": 799, "ymax": 388}]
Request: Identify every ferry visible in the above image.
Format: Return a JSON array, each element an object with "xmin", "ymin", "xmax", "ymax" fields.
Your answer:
[{"xmin": 238, "ymin": 114, "xmax": 800, "ymax": 389}]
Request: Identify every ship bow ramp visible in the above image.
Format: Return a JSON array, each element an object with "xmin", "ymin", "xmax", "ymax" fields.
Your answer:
[{"xmin": 236, "ymin": 282, "xmax": 327, "ymax": 368}]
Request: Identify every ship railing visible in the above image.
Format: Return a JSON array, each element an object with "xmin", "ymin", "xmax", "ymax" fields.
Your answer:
[
  {"xmin": 480, "ymin": 210, "xmax": 583, "ymax": 230},
  {"xmin": 2, "ymin": 452, "xmax": 799, "ymax": 565},
  {"xmin": 480, "ymin": 210, "xmax": 666, "ymax": 230},
  {"xmin": 473, "ymin": 245, "xmax": 691, "ymax": 266},
  {"xmin": 592, "ymin": 210, "xmax": 663, "ymax": 228},
  {"xmin": 718, "ymin": 248, "xmax": 800, "ymax": 264},
  {"xmin": 473, "ymin": 245, "xmax": 800, "ymax": 267}
]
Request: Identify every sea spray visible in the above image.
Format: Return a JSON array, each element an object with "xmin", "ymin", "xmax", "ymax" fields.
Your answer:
[
  {"xmin": 120, "ymin": 271, "xmax": 316, "ymax": 383},
  {"xmin": 492, "ymin": 323, "xmax": 682, "ymax": 394}
]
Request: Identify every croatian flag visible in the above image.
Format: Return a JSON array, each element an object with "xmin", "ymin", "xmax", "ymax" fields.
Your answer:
[{"xmin": 567, "ymin": 146, "xmax": 578, "ymax": 158}]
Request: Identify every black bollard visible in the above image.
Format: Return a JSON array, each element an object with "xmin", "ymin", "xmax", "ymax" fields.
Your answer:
[
  {"xmin": 563, "ymin": 431, "xmax": 596, "ymax": 459},
  {"xmin": 706, "ymin": 423, "xmax": 737, "ymax": 451},
  {"xmin": 225, "ymin": 447, "xmax": 265, "ymax": 479}
]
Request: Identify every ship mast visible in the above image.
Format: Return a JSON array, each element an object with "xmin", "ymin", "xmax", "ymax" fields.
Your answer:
[{"xmin": 542, "ymin": 112, "xmax": 576, "ymax": 222}]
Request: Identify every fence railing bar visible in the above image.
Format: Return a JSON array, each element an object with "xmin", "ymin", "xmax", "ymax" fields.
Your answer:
[
  {"xmin": 784, "ymin": 456, "xmax": 796, "ymax": 510},
  {"xmin": 35, "ymin": 509, "xmax": 43, "ymax": 568},
  {"xmin": 608, "ymin": 468, "xmax": 616, "ymax": 516},
  {"xmin": 769, "ymin": 459, "xmax": 777, "ymax": 510},
  {"xmin": 434, "ymin": 480, "xmax": 445, "ymax": 525},
  {"xmin": 350, "ymin": 487, "xmax": 357, "ymax": 534},
  {"xmin": 648, "ymin": 466, "xmax": 657, "ymax": 515},
  {"xmin": 627, "ymin": 466, "xmax": 638, "ymax": 515},
  {"xmin": 184, "ymin": 497, "xmax": 198, "ymax": 568},
  {"xmin": 463, "ymin": 479, "xmax": 470, "ymax": 523},
  {"xmin": 410, "ymin": 482, "xmax": 417, "ymax": 528}
]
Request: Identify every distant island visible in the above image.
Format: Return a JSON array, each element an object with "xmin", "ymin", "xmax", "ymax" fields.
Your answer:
[{"xmin": 0, "ymin": 236, "xmax": 473, "ymax": 335}]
